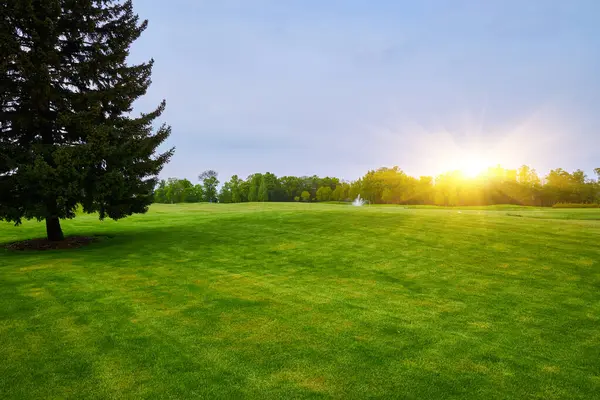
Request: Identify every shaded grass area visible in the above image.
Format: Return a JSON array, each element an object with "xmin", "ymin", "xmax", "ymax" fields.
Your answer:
[{"xmin": 1, "ymin": 203, "xmax": 600, "ymax": 399}]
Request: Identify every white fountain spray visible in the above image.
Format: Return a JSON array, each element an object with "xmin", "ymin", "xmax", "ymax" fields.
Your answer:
[{"xmin": 352, "ymin": 194, "xmax": 366, "ymax": 206}]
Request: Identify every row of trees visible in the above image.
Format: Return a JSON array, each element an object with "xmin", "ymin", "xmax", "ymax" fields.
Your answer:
[
  {"xmin": 154, "ymin": 172, "xmax": 341, "ymax": 204},
  {"xmin": 154, "ymin": 170, "xmax": 219, "ymax": 203},
  {"xmin": 352, "ymin": 166, "xmax": 600, "ymax": 206},
  {"xmin": 156, "ymin": 166, "xmax": 600, "ymax": 206}
]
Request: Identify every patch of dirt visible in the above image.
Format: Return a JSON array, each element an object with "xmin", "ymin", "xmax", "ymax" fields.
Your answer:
[{"xmin": 4, "ymin": 236, "xmax": 98, "ymax": 251}]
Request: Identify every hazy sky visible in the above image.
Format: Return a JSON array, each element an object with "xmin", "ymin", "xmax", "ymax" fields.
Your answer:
[{"xmin": 130, "ymin": 0, "xmax": 599, "ymax": 182}]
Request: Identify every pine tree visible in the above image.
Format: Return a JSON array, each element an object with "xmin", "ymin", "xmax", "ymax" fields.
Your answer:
[
  {"xmin": 0, "ymin": 0, "xmax": 173, "ymax": 241},
  {"xmin": 258, "ymin": 177, "xmax": 268, "ymax": 202}
]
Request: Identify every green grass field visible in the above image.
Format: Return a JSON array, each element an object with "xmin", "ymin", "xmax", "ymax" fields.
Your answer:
[{"xmin": 1, "ymin": 203, "xmax": 599, "ymax": 399}]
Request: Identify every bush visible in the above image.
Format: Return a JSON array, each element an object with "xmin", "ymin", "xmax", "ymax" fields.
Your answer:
[
  {"xmin": 300, "ymin": 191, "xmax": 311, "ymax": 202},
  {"xmin": 552, "ymin": 203, "xmax": 600, "ymax": 208}
]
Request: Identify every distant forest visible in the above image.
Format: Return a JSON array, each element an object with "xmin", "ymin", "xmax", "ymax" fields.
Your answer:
[{"xmin": 154, "ymin": 166, "xmax": 600, "ymax": 207}]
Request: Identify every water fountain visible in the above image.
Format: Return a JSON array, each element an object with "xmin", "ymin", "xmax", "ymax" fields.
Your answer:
[{"xmin": 352, "ymin": 194, "xmax": 366, "ymax": 206}]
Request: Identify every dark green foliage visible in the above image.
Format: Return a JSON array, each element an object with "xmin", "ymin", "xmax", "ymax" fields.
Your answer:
[
  {"xmin": 280, "ymin": 175, "xmax": 303, "ymax": 200},
  {"xmin": 183, "ymin": 184, "xmax": 203, "ymax": 203},
  {"xmin": 0, "ymin": 0, "xmax": 173, "ymax": 240},
  {"xmin": 218, "ymin": 181, "xmax": 232, "ymax": 203},
  {"xmin": 260, "ymin": 172, "xmax": 284, "ymax": 201}
]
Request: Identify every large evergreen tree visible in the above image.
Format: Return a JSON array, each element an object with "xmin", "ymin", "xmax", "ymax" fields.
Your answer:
[{"xmin": 0, "ymin": 0, "xmax": 173, "ymax": 241}]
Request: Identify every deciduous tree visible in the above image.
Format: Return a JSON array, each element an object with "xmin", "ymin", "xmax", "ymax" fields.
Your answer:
[
  {"xmin": 316, "ymin": 186, "xmax": 332, "ymax": 201},
  {"xmin": 199, "ymin": 170, "xmax": 219, "ymax": 203}
]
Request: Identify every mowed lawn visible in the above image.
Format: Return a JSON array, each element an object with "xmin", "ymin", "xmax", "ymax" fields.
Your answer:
[{"xmin": 1, "ymin": 204, "xmax": 599, "ymax": 399}]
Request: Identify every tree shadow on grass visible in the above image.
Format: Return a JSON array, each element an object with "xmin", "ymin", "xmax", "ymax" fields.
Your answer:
[
  {"xmin": 0, "ymin": 210, "xmax": 410, "ymax": 268},
  {"xmin": 0, "ymin": 217, "xmax": 257, "ymax": 267}
]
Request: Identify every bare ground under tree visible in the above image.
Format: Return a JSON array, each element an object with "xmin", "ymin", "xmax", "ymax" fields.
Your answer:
[{"xmin": 4, "ymin": 236, "xmax": 98, "ymax": 251}]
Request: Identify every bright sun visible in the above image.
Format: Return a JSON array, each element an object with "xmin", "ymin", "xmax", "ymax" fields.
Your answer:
[
  {"xmin": 456, "ymin": 156, "xmax": 488, "ymax": 178},
  {"xmin": 429, "ymin": 138, "xmax": 497, "ymax": 179}
]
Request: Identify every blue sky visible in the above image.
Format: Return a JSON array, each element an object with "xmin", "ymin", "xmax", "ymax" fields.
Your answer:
[{"xmin": 130, "ymin": 0, "xmax": 600, "ymax": 182}]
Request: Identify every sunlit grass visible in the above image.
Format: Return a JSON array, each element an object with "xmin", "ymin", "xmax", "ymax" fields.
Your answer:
[{"xmin": 1, "ymin": 203, "xmax": 599, "ymax": 398}]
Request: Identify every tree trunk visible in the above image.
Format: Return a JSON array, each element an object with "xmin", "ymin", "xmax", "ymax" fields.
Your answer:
[{"xmin": 46, "ymin": 216, "xmax": 64, "ymax": 241}]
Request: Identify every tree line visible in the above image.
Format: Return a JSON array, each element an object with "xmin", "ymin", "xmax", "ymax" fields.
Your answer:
[{"xmin": 155, "ymin": 166, "xmax": 600, "ymax": 206}]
